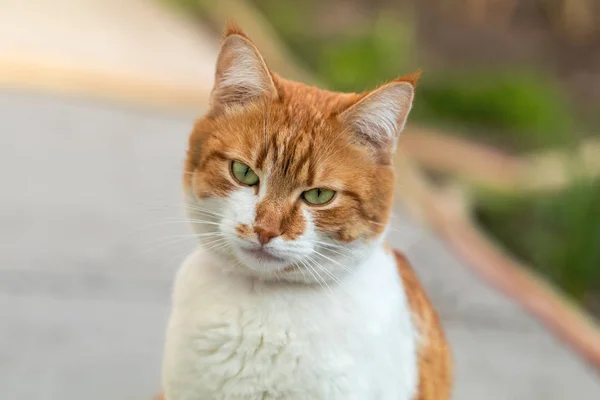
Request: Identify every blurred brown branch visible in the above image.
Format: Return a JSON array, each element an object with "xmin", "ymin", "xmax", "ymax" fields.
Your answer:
[
  {"xmin": 400, "ymin": 126, "xmax": 600, "ymax": 194},
  {"xmin": 554, "ymin": 0, "xmax": 595, "ymax": 41},
  {"xmin": 435, "ymin": 0, "xmax": 596, "ymax": 41}
]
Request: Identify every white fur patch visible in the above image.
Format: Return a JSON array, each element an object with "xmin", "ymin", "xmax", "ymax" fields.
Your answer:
[{"xmin": 162, "ymin": 244, "xmax": 418, "ymax": 400}]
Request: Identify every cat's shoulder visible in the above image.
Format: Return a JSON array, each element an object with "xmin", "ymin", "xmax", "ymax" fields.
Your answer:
[{"xmin": 387, "ymin": 245, "xmax": 453, "ymax": 400}]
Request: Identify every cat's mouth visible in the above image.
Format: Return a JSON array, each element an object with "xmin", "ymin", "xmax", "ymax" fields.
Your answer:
[{"xmin": 239, "ymin": 246, "xmax": 286, "ymax": 263}]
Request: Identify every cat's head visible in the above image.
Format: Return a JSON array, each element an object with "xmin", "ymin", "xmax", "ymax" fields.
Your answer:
[{"xmin": 184, "ymin": 23, "xmax": 417, "ymax": 283}]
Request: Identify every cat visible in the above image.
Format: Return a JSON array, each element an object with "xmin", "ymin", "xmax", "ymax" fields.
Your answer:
[{"xmin": 159, "ymin": 22, "xmax": 452, "ymax": 400}]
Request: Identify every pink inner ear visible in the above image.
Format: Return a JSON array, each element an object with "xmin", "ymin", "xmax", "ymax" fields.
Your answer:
[
  {"xmin": 210, "ymin": 35, "xmax": 277, "ymax": 113},
  {"xmin": 340, "ymin": 82, "xmax": 414, "ymax": 150}
]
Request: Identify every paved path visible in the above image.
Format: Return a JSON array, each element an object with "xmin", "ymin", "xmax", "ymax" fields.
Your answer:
[
  {"xmin": 0, "ymin": 0, "xmax": 218, "ymax": 108},
  {"xmin": 1, "ymin": 91, "xmax": 599, "ymax": 399}
]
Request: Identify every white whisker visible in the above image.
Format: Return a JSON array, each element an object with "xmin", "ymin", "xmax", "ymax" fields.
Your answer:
[
  {"xmin": 137, "ymin": 235, "xmax": 197, "ymax": 255},
  {"xmin": 144, "ymin": 232, "xmax": 224, "ymax": 251},
  {"xmin": 307, "ymin": 256, "xmax": 349, "ymax": 294},
  {"xmin": 304, "ymin": 258, "xmax": 333, "ymax": 295},
  {"xmin": 201, "ymin": 237, "xmax": 231, "ymax": 253},
  {"xmin": 311, "ymin": 250, "xmax": 354, "ymax": 274},
  {"xmin": 186, "ymin": 206, "xmax": 226, "ymax": 218},
  {"xmin": 309, "ymin": 242, "xmax": 357, "ymax": 260},
  {"xmin": 134, "ymin": 219, "xmax": 221, "ymax": 233},
  {"xmin": 187, "ymin": 220, "xmax": 222, "ymax": 227},
  {"xmin": 299, "ymin": 258, "xmax": 329, "ymax": 294},
  {"xmin": 292, "ymin": 261, "xmax": 309, "ymax": 282},
  {"xmin": 144, "ymin": 201, "xmax": 227, "ymax": 219}
]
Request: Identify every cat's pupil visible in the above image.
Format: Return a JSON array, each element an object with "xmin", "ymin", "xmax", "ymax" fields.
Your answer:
[{"xmin": 244, "ymin": 167, "xmax": 249, "ymax": 176}]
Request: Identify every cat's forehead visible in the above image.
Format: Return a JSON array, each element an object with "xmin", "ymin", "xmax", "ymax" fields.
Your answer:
[
  {"xmin": 253, "ymin": 110, "xmax": 349, "ymax": 184},
  {"xmin": 216, "ymin": 78, "xmax": 357, "ymax": 149},
  {"xmin": 213, "ymin": 102, "xmax": 368, "ymax": 191}
]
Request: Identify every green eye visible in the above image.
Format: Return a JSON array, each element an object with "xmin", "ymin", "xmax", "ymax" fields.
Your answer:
[
  {"xmin": 302, "ymin": 188, "xmax": 336, "ymax": 205},
  {"xmin": 231, "ymin": 161, "xmax": 259, "ymax": 186}
]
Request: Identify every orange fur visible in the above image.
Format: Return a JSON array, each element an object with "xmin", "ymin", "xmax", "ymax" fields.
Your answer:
[
  {"xmin": 162, "ymin": 23, "xmax": 452, "ymax": 399},
  {"xmin": 394, "ymin": 250, "xmax": 453, "ymax": 399},
  {"xmin": 396, "ymin": 69, "xmax": 422, "ymax": 88},
  {"xmin": 223, "ymin": 20, "xmax": 249, "ymax": 40}
]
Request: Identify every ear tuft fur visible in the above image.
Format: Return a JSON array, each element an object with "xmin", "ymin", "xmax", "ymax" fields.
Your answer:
[
  {"xmin": 209, "ymin": 23, "xmax": 277, "ymax": 114},
  {"xmin": 395, "ymin": 69, "xmax": 422, "ymax": 88},
  {"xmin": 223, "ymin": 20, "xmax": 248, "ymax": 40}
]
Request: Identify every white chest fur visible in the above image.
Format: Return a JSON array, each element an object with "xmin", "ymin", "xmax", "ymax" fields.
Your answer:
[{"xmin": 162, "ymin": 246, "xmax": 418, "ymax": 400}]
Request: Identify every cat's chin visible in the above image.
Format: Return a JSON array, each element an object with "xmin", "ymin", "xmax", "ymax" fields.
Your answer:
[
  {"xmin": 226, "ymin": 246, "xmax": 292, "ymax": 277},
  {"xmin": 238, "ymin": 245, "xmax": 287, "ymax": 264}
]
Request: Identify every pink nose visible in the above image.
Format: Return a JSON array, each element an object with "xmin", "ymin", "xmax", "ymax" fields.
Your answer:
[{"xmin": 254, "ymin": 226, "xmax": 281, "ymax": 245}]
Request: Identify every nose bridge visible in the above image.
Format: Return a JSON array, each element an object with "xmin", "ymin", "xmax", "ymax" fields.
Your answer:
[{"xmin": 254, "ymin": 194, "xmax": 284, "ymax": 232}]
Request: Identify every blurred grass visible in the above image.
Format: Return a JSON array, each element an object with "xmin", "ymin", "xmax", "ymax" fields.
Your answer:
[
  {"xmin": 476, "ymin": 179, "xmax": 600, "ymax": 301},
  {"xmin": 414, "ymin": 71, "xmax": 574, "ymax": 149},
  {"xmin": 167, "ymin": 0, "xmax": 599, "ymax": 313}
]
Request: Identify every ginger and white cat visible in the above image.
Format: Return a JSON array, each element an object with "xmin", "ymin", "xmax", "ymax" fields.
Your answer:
[{"xmin": 159, "ymin": 23, "xmax": 451, "ymax": 400}]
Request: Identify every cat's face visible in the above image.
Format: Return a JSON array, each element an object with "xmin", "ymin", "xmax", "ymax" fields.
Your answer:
[{"xmin": 183, "ymin": 24, "xmax": 416, "ymax": 283}]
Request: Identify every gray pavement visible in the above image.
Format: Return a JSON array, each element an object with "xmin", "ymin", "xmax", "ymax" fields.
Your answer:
[{"xmin": 1, "ymin": 90, "xmax": 599, "ymax": 399}]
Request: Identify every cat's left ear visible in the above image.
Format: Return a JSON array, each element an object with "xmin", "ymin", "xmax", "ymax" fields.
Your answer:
[
  {"xmin": 339, "ymin": 71, "xmax": 420, "ymax": 153},
  {"xmin": 209, "ymin": 22, "xmax": 278, "ymax": 115}
]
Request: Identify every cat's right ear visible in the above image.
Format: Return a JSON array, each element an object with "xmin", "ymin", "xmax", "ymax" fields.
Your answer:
[{"xmin": 208, "ymin": 23, "xmax": 278, "ymax": 115}]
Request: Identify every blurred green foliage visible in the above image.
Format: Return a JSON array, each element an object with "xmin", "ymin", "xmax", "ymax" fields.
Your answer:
[
  {"xmin": 313, "ymin": 16, "xmax": 416, "ymax": 93},
  {"xmin": 477, "ymin": 180, "xmax": 600, "ymax": 301},
  {"xmin": 414, "ymin": 71, "xmax": 574, "ymax": 148}
]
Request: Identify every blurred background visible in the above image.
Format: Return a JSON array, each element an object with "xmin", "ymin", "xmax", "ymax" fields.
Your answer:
[{"xmin": 1, "ymin": 0, "xmax": 599, "ymax": 399}]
